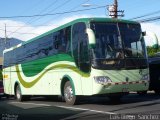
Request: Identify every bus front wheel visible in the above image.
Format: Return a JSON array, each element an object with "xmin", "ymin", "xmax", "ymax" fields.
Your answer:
[
  {"xmin": 154, "ymin": 89, "xmax": 160, "ymax": 94},
  {"xmin": 64, "ymin": 81, "xmax": 76, "ymax": 105},
  {"xmin": 137, "ymin": 91, "xmax": 147, "ymax": 95}
]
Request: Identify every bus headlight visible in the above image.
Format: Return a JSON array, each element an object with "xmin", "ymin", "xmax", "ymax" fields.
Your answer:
[
  {"xmin": 141, "ymin": 74, "xmax": 149, "ymax": 81},
  {"xmin": 94, "ymin": 76, "xmax": 112, "ymax": 84}
]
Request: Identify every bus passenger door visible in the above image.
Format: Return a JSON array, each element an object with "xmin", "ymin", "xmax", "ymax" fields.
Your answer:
[{"xmin": 3, "ymin": 67, "xmax": 12, "ymax": 95}]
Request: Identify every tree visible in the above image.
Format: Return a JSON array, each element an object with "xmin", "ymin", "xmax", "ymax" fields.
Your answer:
[{"xmin": 147, "ymin": 46, "xmax": 160, "ymax": 57}]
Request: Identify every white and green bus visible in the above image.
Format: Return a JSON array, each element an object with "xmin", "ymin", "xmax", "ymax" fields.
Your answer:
[{"xmin": 3, "ymin": 18, "xmax": 149, "ymax": 105}]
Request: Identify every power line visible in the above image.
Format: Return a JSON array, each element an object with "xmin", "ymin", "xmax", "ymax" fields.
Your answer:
[
  {"xmin": 44, "ymin": 0, "xmax": 72, "ymax": 14},
  {"xmin": 19, "ymin": 0, "xmax": 92, "ymax": 36},
  {"xmin": 17, "ymin": 0, "xmax": 48, "ymax": 18},
  {"xmin": 130, "ymin": 10, "xmax": 160, "ymax": 20},
  {"xmin": 0, "ymin": 28, "xmax": 39, "ymax": 35},
  {"xmin": 138, "ymin": 15, "xmax": 160, "ymax": 23},
  {"xmin": 6, "ymin": 0, "xmax": 91, "ymax": 28},
  {"xmin": 37, "ymin": 0, "xmax": 59, "ymax": 14},
  {"xmin": 6, "ymin": 0, "xmax": 72, "ymax": 38},
  {"xmin": 3, "ymin": 25, "xmax": 59, "ymax": 27},
  {"xmin": 5, "ymin": 0, "xmax": 91, "ymax": 38},
  {"xmin": 1, "ymin": 1, "xmax": 50, "ymax": 39},
  {"xmin": 0, "ymin": 5, "xmax": 106, "ymax": 19},
  {"xmin": 26, "ymin": 0, "xmax": 59, "ymax": 24},
  {"xmin": 14, "ymin": 0, "xmax": 51, "ymax": 26},
  {"xmin": 28, "ymin": 0, "xmax": 72, "ymax": 26},
  {"xmin": 5, "ymin": 3, "xmax": 105, "ymax": 38},
  {"xmin": 35, "ymin": 0, "xmax": 91, "ymax": 27}
]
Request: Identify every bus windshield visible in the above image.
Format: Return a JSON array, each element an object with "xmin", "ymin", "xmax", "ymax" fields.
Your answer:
[
  {"xmin": 91, "ymin": 23, "xmax": 121, "ymax": 59},
  {"xmin": 119, "ymin": 23, "xmax": 145, "ymax": 58},
  {"xmin": 90, "ymin": 22, "xmax": 147, "ymax": 69}
]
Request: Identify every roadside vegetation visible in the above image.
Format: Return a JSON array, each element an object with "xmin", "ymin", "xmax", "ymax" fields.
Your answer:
[
  {"xmin": 0, "ymin": 70, "xmax": 2, "ymax": 80},
  {"xmin": 147, "ymin": 46, "xmax": 160, "ymax": 57}
]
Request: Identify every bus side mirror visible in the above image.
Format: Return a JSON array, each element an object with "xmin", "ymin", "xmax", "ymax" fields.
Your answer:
[
  {"xmin": 142, "ymin": 31, "xmax": 146, "ymax": 36},
  {"xmin": 86, "ymin": 28, "xmax": 96, "ymax": 48}
]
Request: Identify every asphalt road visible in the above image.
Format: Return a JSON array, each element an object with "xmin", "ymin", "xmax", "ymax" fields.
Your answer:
[{"xmin": 0, "ymin": 92, "xmax": 160, "ymax": 120}]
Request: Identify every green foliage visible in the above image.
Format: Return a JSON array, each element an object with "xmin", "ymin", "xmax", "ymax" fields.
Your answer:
[
  {"xmin": 147, "ymin": 46, "xmax": 160, "ymax": 57},
  {"xmin": 0, "ymin": 70, "xmax": 2, "ymax": 80}
]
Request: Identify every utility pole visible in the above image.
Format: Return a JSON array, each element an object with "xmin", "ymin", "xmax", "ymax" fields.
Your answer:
[
  {"xmin": 108, "ymin": 0, "xmax": 124, "ymax": 18},
  {"xmin": 113, "ymin": 0, "xmax": 118, "ymax": 18}
]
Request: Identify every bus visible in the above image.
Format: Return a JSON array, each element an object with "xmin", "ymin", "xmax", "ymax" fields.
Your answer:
[
  {"xmin": 3, "ymin": 18, "xmax": 149, "ymax": 105},
  {"xmin": 144, "ymin": 31, "xmax": 160, "ymax": 94}
]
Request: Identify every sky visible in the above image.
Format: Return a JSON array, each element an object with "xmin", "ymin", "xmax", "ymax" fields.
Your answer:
[{"xmin": 0, "ymin": 0, "xmax": 160, "ymax": 46}]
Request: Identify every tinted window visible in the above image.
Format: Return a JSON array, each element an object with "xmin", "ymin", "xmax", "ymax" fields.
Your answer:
[
  {"xmin": 91, "ymin": 23, "xmax": 120, "ymax": 59},
  {"xmin": 119, "ymin": 23, "xmax": 145, "ymax": 58},
  {"xmin": 3, "ymin": 26, "xmax": 71, "ymax": 68},
  {"xmin": 54, "ymin": 27, "xmax": 71, "ymax": 53},
  {"xmin": 72, "ymin": 22, "xmax": 90, "ymax": 72}
]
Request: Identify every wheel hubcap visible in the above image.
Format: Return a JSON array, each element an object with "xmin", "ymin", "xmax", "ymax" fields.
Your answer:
[{"xmin": 64, "ymin": 86, "xmax": 73, "ymax": 101}]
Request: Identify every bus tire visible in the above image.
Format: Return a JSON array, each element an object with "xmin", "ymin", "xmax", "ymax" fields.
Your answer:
[
  {"xmin": 64, "ymin": 81, "xmax": 76, "ymax": 105},
  {"xmin": 15, "ymin": 85, "xmax": 24, "ymax": 102},
  {"xmin": 137, "ymin": 91, "xmax": 147, "ymax": 95},
  {"xmin": 109, "ymin": 95, "xmax": 122, "ymax": 102},
  {"xmin": 154, "ymin": 89, "xmax": 160, "ymax": 94}
]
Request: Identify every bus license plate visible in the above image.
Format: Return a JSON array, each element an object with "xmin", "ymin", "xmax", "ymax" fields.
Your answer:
[{"xmin": 122, "ymin": 88, "xmax": 129, "ymax": 92}]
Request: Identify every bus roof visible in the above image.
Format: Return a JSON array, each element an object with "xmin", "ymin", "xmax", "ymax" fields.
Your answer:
[{"xmin": 4, "ymin": 17, "xmax": 139, "ymax": 53}]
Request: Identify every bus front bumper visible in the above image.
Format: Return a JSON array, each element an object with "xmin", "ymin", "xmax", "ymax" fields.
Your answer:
[{"xmin": 92, "ymin": 80, "xmax": 149, "ymax": 95}]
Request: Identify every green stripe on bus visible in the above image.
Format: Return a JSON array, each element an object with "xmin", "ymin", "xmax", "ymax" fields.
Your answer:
[
  {"xmin": 21, "ymin": 54, "xmax": 74, "ymax": 77},
  {"xmin": 16, "ymin": 64, "xmax": 90, "ymax": 88}
]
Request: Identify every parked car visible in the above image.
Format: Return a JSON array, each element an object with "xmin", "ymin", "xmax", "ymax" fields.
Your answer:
[{"xmin": 0, "ymin": 81, "xmax": 4, "ymax": 99}]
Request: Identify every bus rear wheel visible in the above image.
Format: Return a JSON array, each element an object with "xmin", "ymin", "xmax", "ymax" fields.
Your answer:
[
  {"xmin": 64, "ymin": 81, "xmax": 76, "ymax": 105},
  {"xmin": 15, "ymin": 85, "xmax": 24, "ymax": 102}
]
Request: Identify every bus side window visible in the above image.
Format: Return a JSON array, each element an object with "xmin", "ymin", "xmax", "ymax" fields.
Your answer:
[
  {"xmin": 58, "ymin": 27, "xmax": 71, "ymax": 53},
  {"xmin": 54, "ymin": 35, "xmax": 59, "ymax": 49},
  {"xmin": 72, "ymin": 22, "xmax": 90, "ymax": 72},
  {"xmin": 65, "ymin": 27, "xmax": 71, "ymax": 52},
  {"xmin": 58, "ymin": 30, "xmax": 66, "ymax": 52}
]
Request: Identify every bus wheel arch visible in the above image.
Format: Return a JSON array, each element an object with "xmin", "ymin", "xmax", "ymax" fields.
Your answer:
[
  {"xmin": 61, "ymin": 75, "xmax": 76, "ymax": 105},
  {"xmin": 14, "ymin": 82, "xmax": 22, "ymax": 101},
  {"xmin": 14, "ymin": 82, "xmax": 27, "ymax": 102},
  {"xmin": 61, "ymin": 75, "xmax": 75, "ymax": 96}
]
